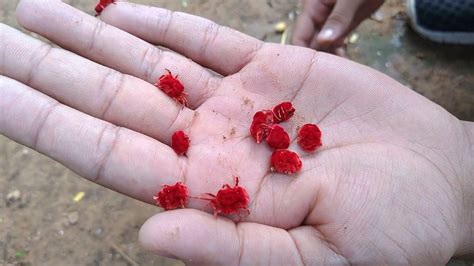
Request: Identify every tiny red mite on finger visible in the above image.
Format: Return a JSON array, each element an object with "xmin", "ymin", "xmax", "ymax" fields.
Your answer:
[
  {"xmin": 272, "ymin": 102, "xmax": 295, "ymax": 122},
  {"xmin": 266, "ymin": 124, "xmax": 290, "ymax": 149},
  {"xmin": 153, "ymin": 182, "xmax": 189, "ymax": 210},
  {"xmin": 250, "ymin": 110, "xmax": 275, "ymax": 143},
  {"xmin": 95, "ymin": 0, "xmax": 115, "ymax": 16},
  {"xmin": 171, "ymin": 130, "xmax": 190, "ymax": 156},
  {"xmin": 270, "ymin": 149, "xmax": 303, "ymax": 175},
  {"xmin": 199, "ymin": 177, "xmax": 250, "ymax": 216},
  {"xmin": 297, "ymin": 124, "xmax": 322, "ymax": 151},
  {"xmin": 155, "ymin": 70, "xmax": 188, "ymax": 107}
]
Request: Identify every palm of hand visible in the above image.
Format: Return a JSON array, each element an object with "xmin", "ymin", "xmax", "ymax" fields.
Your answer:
[
  {"xmin": 199, "ymin": 44, "xmax": 465, "ymax": 264},
  {"xmin": 2, "ymin": 1, "xmax": 470, "ymax": 265}
]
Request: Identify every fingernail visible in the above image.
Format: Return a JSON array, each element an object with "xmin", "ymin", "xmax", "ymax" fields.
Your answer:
[{"xmin": 319, "ymin": 28, "xmax": 334, "ymax": 40}]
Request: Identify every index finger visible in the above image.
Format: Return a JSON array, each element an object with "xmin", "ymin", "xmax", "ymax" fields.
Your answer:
[
  {"xmin": 16, "ymin": 0, "xmax": 219, "ymax": 107},
  {"xmin": 292, "ymin": 0, "xmax": 334, "ymax": 48}
]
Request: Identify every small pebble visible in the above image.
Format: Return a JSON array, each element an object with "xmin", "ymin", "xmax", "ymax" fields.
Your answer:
[
  {"xmin": 31, "ymin": 231, "xmax": 41, "ymax": 241},
  {"xmin": 67, "ymin": 212, "xmax": 79, "ymax": 225},
  {"xmin": 349, "ymin": 33, "xmax": 359, "ymax": 44},
  {"xmin": 274, "ymin": 21, "xmax": 287, "ymax": 33},
  {"xmin": 6, "ymin": 190, "xmax": 21, "ymax": 202},
  {"xmin": 73, "ymin": 191, "xmax": 85, "ymax": 202},
  {"xmin": 288, "ymin": 11, "xmax": 296, "ymax": 21},
  {"xmin": 371, "ymin": 10, "xmax": 384, "ymax": 22},
  {"xmin": 416, "ymin": 52, "xmax": 426, "ymax": 59},
  {"xmin": 94, "ymin": 228, "xmax": 103, "ymax": 237}
]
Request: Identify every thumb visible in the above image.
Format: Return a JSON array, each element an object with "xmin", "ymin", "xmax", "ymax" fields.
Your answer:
[
  {"xmin": 139, "ymin": 209, "xmax": 304, "ymax": 265},
  {"xmin": 317, "ymin": 0, "xmax": 361, "ymax": 48}
]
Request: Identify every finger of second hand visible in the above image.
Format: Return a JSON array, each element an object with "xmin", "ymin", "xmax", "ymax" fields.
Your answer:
[
  {"xmin": 16, "ymin": 0, "xmax": 220, "ymax": 108},
  {"xmin": 0, "ymin": 75, "xmax": 181, "ymax": 204},
  {"xmin": 292, "ymin": 11, "xmax": 317, "ymax": 47},
  {"xmin": 0, "ymin": 24, "xmax": 193, "ymax": 144}
]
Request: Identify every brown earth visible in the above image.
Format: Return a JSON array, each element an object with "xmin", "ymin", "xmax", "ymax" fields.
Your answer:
[{"xmin": 1, "ymin": 0, "xmax": 473, "ymax": 265}]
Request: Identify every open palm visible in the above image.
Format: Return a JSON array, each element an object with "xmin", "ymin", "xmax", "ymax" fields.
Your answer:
[{"xmin": 1, "ymin": 1, "xmax": 473, "ymax": 265}]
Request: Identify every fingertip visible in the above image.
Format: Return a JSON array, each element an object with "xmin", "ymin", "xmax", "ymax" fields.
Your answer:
[
  {"xmin": 16, "ymin": 0, "xmax": 36, "ymax": 28},
  {"xmin": 318, "ymin": 28, "xmax": 335, "ymax": 42},
  {"xmin": 16, "ymin": 0, "xmax": 62, "ymax": 33},
  {"xmin": 317, "ymin": 27, "xmax": 341, "ymax": 48},
  {"xmin": 317, "ymin": 0, "xmax": 360, "ymax": 48}
]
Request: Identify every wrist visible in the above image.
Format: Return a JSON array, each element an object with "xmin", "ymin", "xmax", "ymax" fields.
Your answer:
[{"xmin": 456, "ymin": 121, "xmax": 474, "ymax": 256}]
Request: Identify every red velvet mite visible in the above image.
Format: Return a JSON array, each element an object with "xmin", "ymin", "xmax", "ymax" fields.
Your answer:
[{"xmin": 153, "ymin": 182, "xmax": 189, "ymax": 210}]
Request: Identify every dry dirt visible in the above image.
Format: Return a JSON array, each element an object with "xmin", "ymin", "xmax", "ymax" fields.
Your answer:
[{"xmin": 1, "ymin": 0, "xmax": 473, "ymax": 265}]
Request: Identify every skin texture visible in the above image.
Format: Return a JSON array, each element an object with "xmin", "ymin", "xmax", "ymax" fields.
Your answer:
[
  {"xmin": 0, "ymin": 0, "xmax": 473, "ymax": 264},
  {"xmin": 292, "ymin": 0, "xmax": 384, "ymax": 54}
]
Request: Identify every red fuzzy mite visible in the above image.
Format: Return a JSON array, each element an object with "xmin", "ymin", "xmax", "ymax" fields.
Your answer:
[
  {"xmin": 155, "ymin": 70, "xmax": 188, "ymax": 106},
  {"xmin": 266, "ymin": 124, "xmax": 290, "ymax": 149},
  {"xmin": 171, "ymin": 130, "xmax": 190, "ymax": 156},
  {"xmin": 95, "ymin": 0, "xmax": 115, "ymax": 16},
  {"xmin": 270, "ymin": 149, "xmax": 303, "ymax": 175},
  {"xmin": 250, "ymin": 110, "xmax": 275, "ymax": 143},
  {"xmin": 153, "ymin": 182, "xmax": 189, "ymax": 210},
  {"xmin": 250, "ymin": 102, "xmax": 296, "ymax": 144},
  {"xmin": 200, "ymin": 177, "xmax": 250, "ymax": 216},
  {"xmin": 272, "ymin": 102, "xmax": 295, "ymax": 122},
  {"xmin": 297, "ymin": 124, "xmax": 322, "ymax": 151}
]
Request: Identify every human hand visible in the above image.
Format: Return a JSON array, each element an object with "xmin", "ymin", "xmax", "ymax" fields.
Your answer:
[
  {"xmin": 2, "ymin": 0, "xmax": 473, "ymax": 264},
  {"xmin": 292, "ymin": 0, "xmax": 384, "ymax": 55}
]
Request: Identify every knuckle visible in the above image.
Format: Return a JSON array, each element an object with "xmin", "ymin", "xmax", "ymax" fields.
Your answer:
[
  {"xmin": 139, "ymin": 46, "xmax": 163, "ymax": 82},
  {"xmin": 99, "ymin": 70, "xmax": 125, "ymax": 118},
  {"xmin": 26, "ymin": 44, "xmax": 52, "ymax": 85},
  {"xmin": 94, "ymin": 124, "xmax": 121, "ymax": 181},
  {"xmin": 200, "ymin": 21, "xmax": 220, "ymax": 56},
  {"xmin": 148, "ymin": 8, "xmax": 173, "ymax": 41},
  {"xmin": 88, "ymin": 20, "xmax": 107, "ymax": 52}
]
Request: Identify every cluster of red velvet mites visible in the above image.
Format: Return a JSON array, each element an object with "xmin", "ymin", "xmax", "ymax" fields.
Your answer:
[
  {"xmin": 199, "ymin": 177, "xmax": 250, "ymax": 216},
  {"xmin": 250, "ymin": 102, "xmax": 322, "ymax": 175},
  {"xmin": 155, "ymin": 70, "xmax": 188, "ymax": 107},
  {"xmin": 153, "ymin": 182, "xmax": 189, "ymax": 211},
  {"xmin": 250, "ymin": 102, "xmax": 294, "ymax": 148},
  {"xmin": 95, "ymin": 0, "xmax": 115, "ymax": 16},
  {"xmin": 171, "ymin": 130, "xmax": 190, "ymax": 156},
  {"xmin": 155, "ymin": 177, "xmax": 250, "ymax": 216}
]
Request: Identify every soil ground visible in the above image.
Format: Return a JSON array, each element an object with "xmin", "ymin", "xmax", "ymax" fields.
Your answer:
[{"xmin": 1, "ymin": 0, "xmax": 473, "ymax": 265}]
